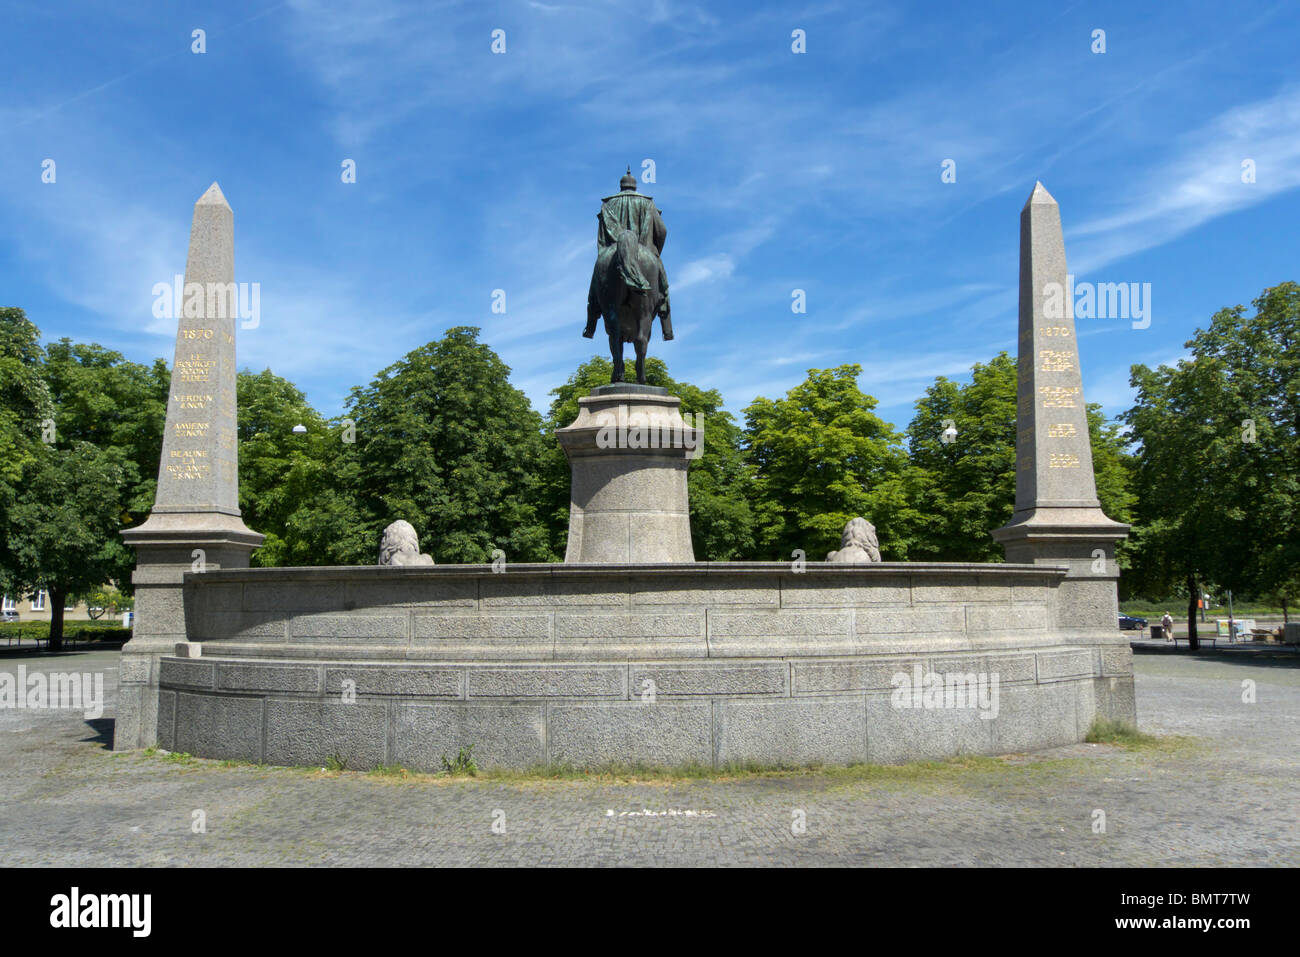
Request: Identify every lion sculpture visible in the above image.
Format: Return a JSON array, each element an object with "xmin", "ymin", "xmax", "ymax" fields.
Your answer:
[
  {"xmin": 826, "ymin": 517, "xmax": 882, "ymax": 563},
  {"xmin": 377, "ymin": 520, "xmax": 435, "ymax": 566}
]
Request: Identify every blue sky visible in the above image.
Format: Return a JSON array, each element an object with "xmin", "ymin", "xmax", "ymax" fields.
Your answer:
[{"xmin": 4, "ymin": 0, "xmax": 1298, "ymax": 432}]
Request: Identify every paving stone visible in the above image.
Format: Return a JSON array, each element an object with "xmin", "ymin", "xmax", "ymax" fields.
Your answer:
[{"xmin": 0, "ymin": 648, "xmax": 1296, "ymax": 866}]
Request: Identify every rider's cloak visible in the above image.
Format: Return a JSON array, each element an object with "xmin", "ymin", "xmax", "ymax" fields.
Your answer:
[{"xmin": 596, "ymin": 192, "xmax": 668, "ymax": 295}]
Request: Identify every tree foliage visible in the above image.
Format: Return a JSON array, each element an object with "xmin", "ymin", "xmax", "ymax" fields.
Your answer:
[
  {"xmin": 235, "ymin": 369, "xmax": 338, "ymax": 567},
  {"xmin": 1122, "ymin": 283, "xmax": 1299, "ymax": 629},
  {"xmin": 42, "ymin": 338, "xmax": 169, "ymax": 586},
  {"xmin": 0, "ymin": 315, "xmax": 143, "ymax": 650},
  {"xmin": 327, "ymin": 327, "xmax": 554, "ymax": 564},
  {"xmin": 743, "ymin": 365, "xmax": 915, "ymax": 560},
  {"xmin": 0, "ymin": 310, "xmax": 52, "ymax": 519}
]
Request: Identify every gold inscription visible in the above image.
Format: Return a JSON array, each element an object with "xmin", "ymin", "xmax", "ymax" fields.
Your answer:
[
  {"xmin": 1049, "ymin": 453, "xmax": 1081, "ymax": 469},
  {"xmin": 1047, "ymin": 423, "xmax": 1077, "ymax": 438},
  {"xmin": 165, "ymin": 463, "xmax": 211, "ymax": 479},
  {"xmin": 174, "ymin": 356, "xmax": 214, "ymax": 383},
  {"xmin": 1039, "ymin": 386, "xmax": 1080, "ymax": 408},
  {"xmin": 174, "ymin": 421, "xmax": 210, "ymax": 437},
  {"xmin": 1039, "ymin": 349, "xmax": 1075, "ymax": 372}
]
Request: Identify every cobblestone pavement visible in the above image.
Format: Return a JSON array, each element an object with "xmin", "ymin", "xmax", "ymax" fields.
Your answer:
[{"xmin": 1, "ymin": 647, "xmax": 1296, "ymax": 866}]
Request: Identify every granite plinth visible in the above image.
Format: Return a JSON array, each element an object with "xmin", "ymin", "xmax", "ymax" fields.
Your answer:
[
  {"xmin": 138, "ymin": 562, "xmax": 1136, "ymax": 769},
  {"xmin": 590, "ymin": 383, "xmax": 669, "ymax": 396},
  {"xmin": 557, "ymin": 391, "xmax": 698, "ymax": 563}
]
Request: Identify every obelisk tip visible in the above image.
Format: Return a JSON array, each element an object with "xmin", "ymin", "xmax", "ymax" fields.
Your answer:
[
  {"xmin": 196, "ymin": 182, "xmax": 230, "ymax": 209},
  {"xmin": 1023, "ymin": 180, "xmax": 1056, "ymax": 209}
]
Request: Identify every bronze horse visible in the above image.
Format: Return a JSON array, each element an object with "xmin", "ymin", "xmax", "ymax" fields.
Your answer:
[
  {"xmin": 585, "ymin": 229, "xmax": 671, "ymax": 384},
  {"xmin": 584, "ymin": 171, "xmax": 673, "ymax": 384}
]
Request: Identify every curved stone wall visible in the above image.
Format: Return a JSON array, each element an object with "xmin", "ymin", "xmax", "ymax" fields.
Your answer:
[{"xmin": 154, "ymin": 563, "xmax": 1135, "ymax": 769}]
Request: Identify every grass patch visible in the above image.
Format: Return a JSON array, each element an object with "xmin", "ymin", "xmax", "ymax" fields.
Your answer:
[
  {"xmin": 470, "ymin": 754, "xmax": 1019, "ymax": 787},
  {"xmin": 131, "ymin": 735, "xmax": 1197, "ymax": 785},
  {"xmin": 1085, "ymin": 717, "xmax": 1161, "ymax": 749}
]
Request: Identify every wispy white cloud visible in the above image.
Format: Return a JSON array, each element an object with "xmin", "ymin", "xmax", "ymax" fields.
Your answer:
[
  {"xmin": 1069, "ymin": 85, "xmax": 1300, "ymax": 275},
  {"xmin": 675, "ymin": 254, "xmax": 734, "ymax": 290}
]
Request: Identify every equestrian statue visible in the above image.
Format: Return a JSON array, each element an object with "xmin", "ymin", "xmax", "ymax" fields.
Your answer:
[{"xmin": 584, "ymin": 168, "xmax": 673, "ymax": 384}]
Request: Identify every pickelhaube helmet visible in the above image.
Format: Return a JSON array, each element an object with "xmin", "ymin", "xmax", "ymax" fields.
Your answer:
[{"xmin": 619, "ymin": 166, "xmax": 638, "ymax": 191}]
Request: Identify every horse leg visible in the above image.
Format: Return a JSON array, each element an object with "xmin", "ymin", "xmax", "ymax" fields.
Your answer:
[
  {"xmin": 607, "ymin": 313, "xmax": 623, "ymax": 382},
  {"xmin": 634, "ymin": 337, "xmax": 647, "ymax": 384},
  {"xmin": 634, "ymin": 295, "xmax": 652, "ymax": 384}
]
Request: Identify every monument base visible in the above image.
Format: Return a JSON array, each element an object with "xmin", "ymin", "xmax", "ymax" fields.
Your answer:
[
  {"xmin": 114, "ymin": 513, "xmax": 263, "ymax": 750},
  {"xmin": 557, "ymin": 385, "xmax": 697, "ymax": 563},
  {"xmin": 992, "ymin": 510, "xmax": 1134, "ymax": 725},
  {"xmin": 138, "ymin": 562, "xmax": 1137, "ymax": 770}
]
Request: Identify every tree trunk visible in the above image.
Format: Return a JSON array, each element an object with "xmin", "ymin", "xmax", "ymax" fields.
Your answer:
[
  {"xmin": 1283, "ymin": 598, "xmax": 1289, "ymax": 625},
  {"xmin": 1185, "ymin": 572, "xmax": 1199, "ymax": 651},
  {"xmin": 48, "ymin": 589, "xmax": 66, "ymax": 654}
]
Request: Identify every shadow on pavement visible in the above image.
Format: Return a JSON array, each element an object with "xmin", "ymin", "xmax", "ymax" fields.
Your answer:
[{"xmin": 81, "ymin": 718, "xmax": 115, "ymax": 750}]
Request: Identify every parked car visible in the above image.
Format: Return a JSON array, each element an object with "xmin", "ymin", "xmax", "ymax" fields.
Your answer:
[
  {"xmin": 1118, "ymin": 614, "xmax": 1148, "ymax": 631},
  {"xmin": 1, "ymin": 609, "xmax": 18, "ymax": 623}
]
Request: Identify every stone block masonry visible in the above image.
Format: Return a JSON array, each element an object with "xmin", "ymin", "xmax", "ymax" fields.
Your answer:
[{"xmin": 152, "ymin": 562, "xmax": 1135, "ymax": 769}]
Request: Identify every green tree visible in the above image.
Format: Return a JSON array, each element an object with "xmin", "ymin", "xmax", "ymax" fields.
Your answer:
[
  {"xmin": 2, "ymin": 441, "xmax": 129, "ymax": 651},
  {"xmin": 743, "ymin": 365, "xmax": 914, "ymax": 560},
  {"xmin": 904, "ymin": 353, "xmax": 1017, "ymax": 562},
  {"xmin": 0, "ymin": 308, "xmax": 54, "ymax": 601},
  {"xmin": 0, "ymin": 315, "xmax": 137, "ymax": 649},
  {"xmin": 1123, "ymin": 283, "xmax": 1300, "ymax": 646},
  {"xmin": 84, "ymin": 584, "xmax": 132, "ymax": 617},
  {"xmin": 235, "ymin": 369, "xmax": 338, "ymax": 567},
  {"xmin": 329, "ymin": 327, "xmax": 553, "ymax": 564},
  {"xmin": 42, "ymin": 339, "xmax": 169, "ymax": 588},
  {"xmin": 541, "ymin": 356, "xmax": 757, "ymax": 560}
]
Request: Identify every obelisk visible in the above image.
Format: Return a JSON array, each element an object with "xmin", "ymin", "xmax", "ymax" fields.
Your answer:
[
  {"xmin": 993, "ymin": 182, "xmax": 1128, "ymax": 633},
  {"xmin": 114, "ymin": 183, "xmax": 263, "ymax": 751}
]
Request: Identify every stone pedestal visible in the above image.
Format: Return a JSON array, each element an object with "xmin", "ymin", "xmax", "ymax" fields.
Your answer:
[
  {"xmin": 556, "ymin": 384, "xmax": 698, "ymax": 563},
  {"xmin": 116, "ymin": 519, "xmax": 261, "ymax": 749}
]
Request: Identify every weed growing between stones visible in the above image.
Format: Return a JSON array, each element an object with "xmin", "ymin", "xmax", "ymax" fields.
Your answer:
[{"xmin": 440, "ymin": 746, "xmax": 477, "ymax": 776}]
